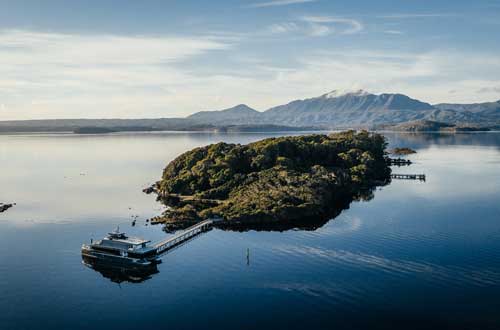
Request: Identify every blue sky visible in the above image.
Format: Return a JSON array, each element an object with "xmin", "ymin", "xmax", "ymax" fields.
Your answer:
[{"xmin": 0, "ymin": 0, "xmax": 499, "ymax": 119}]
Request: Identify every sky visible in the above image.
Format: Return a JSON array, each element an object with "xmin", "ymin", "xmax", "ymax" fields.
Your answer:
[{"xmin": 0, "ymin": 0, "xmax": 499, "ymax": 120}]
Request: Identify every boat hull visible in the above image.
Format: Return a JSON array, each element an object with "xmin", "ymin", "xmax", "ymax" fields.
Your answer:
[{"xmin": 81, "ymin": 245, "xmax": 159, "ymax": 268}]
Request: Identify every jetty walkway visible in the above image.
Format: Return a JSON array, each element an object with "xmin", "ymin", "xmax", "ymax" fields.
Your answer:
[
  {"xmin": 153, "ymin": 219, "xmax": 217, "ymax": 255},
  {"xmin": 387, "ymin": 158, "xmax": 412, "ymax": 166}
]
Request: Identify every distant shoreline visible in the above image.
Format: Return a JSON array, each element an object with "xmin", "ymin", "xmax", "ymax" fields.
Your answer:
[
  {"xmin": 0, "ymin": 128, "xmax": 498, "ymax": 135},
  {"xmin": 0, "ymin": 119, "xmax": 497, "ymax": 135},
  {"xmin": 1, "ymin": 91, "xmax": 498, "ymax": 134}
]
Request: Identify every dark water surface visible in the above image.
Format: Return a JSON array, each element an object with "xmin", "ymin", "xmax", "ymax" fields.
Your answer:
[{"xmin": 1, "ymin": 132, "xmax": 500, "ymax": 330}]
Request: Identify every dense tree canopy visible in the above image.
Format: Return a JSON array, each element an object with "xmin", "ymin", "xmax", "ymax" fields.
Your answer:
[{"xmin": 154, "ymin": 131, "xmax": 390, "ymax": 228}]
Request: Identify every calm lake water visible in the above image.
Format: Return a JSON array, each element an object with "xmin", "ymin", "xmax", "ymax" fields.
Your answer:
[{"xmin": 1, "ymin": 131, "xmax": 500, "ymax": 330}]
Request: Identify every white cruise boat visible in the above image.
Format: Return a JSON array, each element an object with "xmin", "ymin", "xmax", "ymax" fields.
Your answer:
[{"xmin": 81, "ymin": 227, "xmax": 159, "ymax": 267}]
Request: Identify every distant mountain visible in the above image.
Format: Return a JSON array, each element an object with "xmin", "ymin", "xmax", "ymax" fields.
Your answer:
[
  {"xmin": 2, "ymin": 90, "xmax": 499, "ymax": 133},
  {"xmin": 434, "ymin": 100, "xmax": 500, "ymax": 120},
  {"xmin": 187, "ymin": 104, "xmax": 260, "ymax": 125},
  {"xmin": 186, "ymin": 89, "xmax": 443, "ymax": 128},
  {"xmin": 434, "ymin": 100, "xmax": 500, "ymax": 113},
  {"xmin": 421, "ymin": 108, "xmax": 485, "ymax": 124},
  {"xmin": 260, "ymin": 90, "xmax": 436, "ymax": 127}
]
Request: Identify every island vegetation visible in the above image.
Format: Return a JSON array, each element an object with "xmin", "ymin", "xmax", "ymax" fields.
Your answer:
[
  {"xmin": 391, "ymin": 147, "xmax": 417, "ymax": 156},
  {"xmin": 148, "ymin": 131, "xmax": 391, "ymax": 230},
  {"xmin": 73, "ymin": 127, "xmax": 119, "ymax": 134},
  {"xmin": 383, "ymin": 120, "xmax": 491, "ymax": 132}
]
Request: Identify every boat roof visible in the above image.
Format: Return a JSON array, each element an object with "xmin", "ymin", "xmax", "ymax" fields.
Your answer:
[
  {"xmin": 103, "ymin": 226, "xmax": 150, "ymax": 245},
  {"xmin": 97, "ymin": 228, "xmax": 150, "ymax": 246},
  {"xmin": 104, "ymin": 236, "xmax": 150, "ymax": 245}
]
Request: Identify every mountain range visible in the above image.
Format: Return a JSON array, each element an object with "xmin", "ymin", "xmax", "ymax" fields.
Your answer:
[
  {"xmin": 187, "ymin": 90, "xmax": 500, "ymax": 128},
  {"xmin": 1, "ymin": 90, "xmax": 499, "ymax": 132}
]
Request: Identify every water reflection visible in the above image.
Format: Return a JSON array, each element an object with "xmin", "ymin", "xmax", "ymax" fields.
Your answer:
[
  {"xmin": 82, "ymin": 256, "xmax": 159, "ymax": 284},
  {"xmin": 383, "ymin": 131, "xmax": 500, "ymax": 150},
  {"xmin": 161, "ymin": 184, "xmax": 384, "ymax": 233},
  {"xmin": 0, "ymin": 131, "xmax": 496, "ymax": 225},
  {"xmin": 1, "ymin": 132, "xmax": 500, "ymax": 329}
]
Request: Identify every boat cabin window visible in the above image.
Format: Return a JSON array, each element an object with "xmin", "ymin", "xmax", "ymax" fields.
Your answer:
[{"xmin": 92, "ymin": 246, "xmax": 121, "ymax": 256}]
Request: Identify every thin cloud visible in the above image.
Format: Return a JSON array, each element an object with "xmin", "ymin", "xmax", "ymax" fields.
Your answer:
[
  {"xmin": 309, "ymin": 24, "xmax": 332, "ymax": 36},
  {"xmin": 477, "ymin": 86, "xmax": 500, "ymax": 94},
  {"xmin": 1, "ymin": 29, "xmax": 499, "ymax": 120},
  {"xmin": 267, "ymin": 22, "xmax": 300, "ymax": 34},
  {"xmin": 301, "ymin": 16, "xmax": 364, "ymax": 35},
  {"xmin": 301, "ymin": 16, "xmax": 335, "ymax": 23},
  {"xmin": 0, "ymin": 30, "xmax": 233, "ymax": 119},
  {"xmin": 247, "ymin": 0, "xmax": 318, "ymax": 8},
  {"xmin": 0, "ymin": 30, "xmax": 230, "ymax": 66},
  {"xmin": 378, "ymin": 13, "xmax": 457, "ymax": 19},
  {"xmin": 265, "ymin": 16, "xmax": 363, "ymax": 37},
  {"xmin": 384, "ymin": 30, "xmax": 404, "ymax": 35}
]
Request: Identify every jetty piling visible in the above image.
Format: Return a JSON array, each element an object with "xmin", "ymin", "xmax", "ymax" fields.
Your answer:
[
  {"xmin": 387, "ymin": 158, "xmax": 412, "ymax": 166},
  {"xmin": 391, "ymin": 173, "xmax": 426, "ymax": 181}
]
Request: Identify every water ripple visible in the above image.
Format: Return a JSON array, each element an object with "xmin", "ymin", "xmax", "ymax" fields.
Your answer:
[{"xmin": 273, "ymin": 245, "xmax": 500, "ymax": 288}]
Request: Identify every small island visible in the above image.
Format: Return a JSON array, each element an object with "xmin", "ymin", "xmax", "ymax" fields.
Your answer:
[
  {"xmin": 384, "ymin": 120, "xmax": 491, "ymax": 132},
  {"xmin": 73, "ymin": 127, "xmax": 118, "ymax": 134},
  {"xmin": 391, "ymin": 147, "xmax": 417, "ymax": 156},
  {"xmin": 0, "ymin": 203, "xmax": 14, "ymax": 213},
  {"xmin": 148, "ymin": 131, "xmax": 391, "ymax": 230},
  {"xmin": 73, "ymin": 126, "xmax": 159, "ymax": 134}
]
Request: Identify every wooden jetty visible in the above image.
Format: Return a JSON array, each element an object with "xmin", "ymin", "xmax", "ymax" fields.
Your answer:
[
  {"xmin": 391, "ymin": 173, "xmax": 426, "ymax": 181},
  {"xmin": 387, "ymin": 158, "xmax": 412, "ymax": 166},
  {"xmin": 153, "ymin": 219, "xmax": 215, "ymax": 255}
]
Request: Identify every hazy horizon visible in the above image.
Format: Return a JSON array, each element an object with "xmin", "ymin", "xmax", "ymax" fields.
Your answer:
[{"xmin": 1, "ymin": 88, "xmax": 499, "ymax": 121}]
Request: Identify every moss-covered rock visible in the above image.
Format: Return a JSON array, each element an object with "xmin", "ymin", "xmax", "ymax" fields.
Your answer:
[{"xmin": 152, "ymin": 131, "xmax": 391, "ymax": 230}]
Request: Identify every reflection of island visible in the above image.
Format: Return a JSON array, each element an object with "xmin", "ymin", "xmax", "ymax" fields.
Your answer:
[
  {"xmin": 213, "ymin": 187, "xmax": 376, "ymax": 232},
  {"xmin": 82, "ymin": 256, "xmax": 159, "ymax": 284},
  {"xmin": 147, "ymin": 131, "xmax": 390, "ymax": 232}
]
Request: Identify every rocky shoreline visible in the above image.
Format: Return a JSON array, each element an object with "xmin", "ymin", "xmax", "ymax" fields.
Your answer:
[
  {"xmin": 146, "ymin": 131, "xmax": 391, "ymax": 231},
  {"xmin": 0, "ymin": 203, "xmax": 14, "ymax": 213}
]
